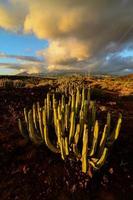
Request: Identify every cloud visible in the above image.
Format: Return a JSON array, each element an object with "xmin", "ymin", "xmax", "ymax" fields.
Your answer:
[
  {"xmin": 38, "ymin": 38, "xmax": 90, "ymax": 65},
  {"xmin": 0, "ymin": 0, "xmax": 27, "ymax": 32},
  {"xmin": 0, "ymin": 52, "xmax": 44, "ymax": 62},
  {"xmin": 0, "ymin": 61, "xmax": 45, "ymax": 74},
  {"xmin": 0, "ymin": 51, "xmax": 45, "ymax": 74},
  {"xmin": 0, "ymin": 0, "xmax": 133, "ymax": 74}
]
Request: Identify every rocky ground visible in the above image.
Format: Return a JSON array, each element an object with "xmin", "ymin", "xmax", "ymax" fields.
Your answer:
[{"xmin": 0, "ymin": 77, "xmax": 133, "ymax": 200}]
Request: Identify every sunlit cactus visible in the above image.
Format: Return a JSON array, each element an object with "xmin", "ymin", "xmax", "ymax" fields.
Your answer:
[
  {"xmin": 89, "ymin": 120, "xmax": 99, "ymax": 157},
  {"xmin": 18, "ymin": 87, "xmax": 122, "ymax": 177},
  {"xmin": 82, "ymin": 124, "xmax": 89, "ymax": 173},
  {"xmin": 43, "ymin": 109, "xmax": 60, "ymax": 153}
]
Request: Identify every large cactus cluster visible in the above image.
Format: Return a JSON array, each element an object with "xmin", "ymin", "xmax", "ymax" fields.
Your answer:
[
  {"xmin": 56, "ymin": 76, "xmax": 86, "ymax": 95},
  {"xmin": 18, "ymin": 87, "xmax": 122, "ymax": 176}
]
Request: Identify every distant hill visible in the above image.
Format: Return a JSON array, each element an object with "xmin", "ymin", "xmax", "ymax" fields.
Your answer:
[
  {"xmin": 15, "ymin": 70, "xmax": 85, "ymax": 77},
  {"xmin": 15, "ymin": 70, "xmax": 133, "ymax": 78},
  {"xmin": 16, "ymin": 71, "xmax": 30, "ymax": 76}
]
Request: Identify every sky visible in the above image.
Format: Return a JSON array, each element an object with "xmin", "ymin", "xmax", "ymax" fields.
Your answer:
[{"xmin": 0, "ymin": 0, "xmax": 133, "ymax": 75}]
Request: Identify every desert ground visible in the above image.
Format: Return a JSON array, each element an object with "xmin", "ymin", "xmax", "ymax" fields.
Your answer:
[{"xmin": 0, "ymin": 75, "xmax": 133, "ymax": 200}]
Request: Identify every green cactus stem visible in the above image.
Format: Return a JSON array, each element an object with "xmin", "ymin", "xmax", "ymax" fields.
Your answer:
[
  {"xmin": 43, "ymin": 109, "xmax": 60, "ymax": 153},
  {"xmin": 89, "ymin": 147, "xmax": 108, "ymax": 170},
  {"xmin": 28, "ymin": 110, "xmax": 41, "ymax": 144},
  {"xmin": 24, "ymin": 107, "xmax": 28, "ymax": 124},
  {"xmin": 81, "ymin": 124, "xmax": 88, "ymax": 173},
  {"xmin": 32, "ymin": 103, "xmax": 38, "ymax": 130},
  {"xmin": 89, "ymin": 120, "xmax": 99, "ymax": 157},
  {"xmin": 18, "ymin": 118, "xmax": 28, "ymax": 139},
  {"xmin": 107, "ymin": 113, "xmax": 122, "ymax": 147},
  {"xmin": 96, "ymin": 147, "xmax": 108, "ymax": 169},
  {"xmin": 97, "ymin": 124, "xmax": 108, "ymax": 158},
  {"xmin": 69, "ymin": 111, "xmax": 75, "ymax": 144}
]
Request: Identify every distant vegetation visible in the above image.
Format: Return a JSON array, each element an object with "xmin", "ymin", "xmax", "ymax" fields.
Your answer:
[{"xmin": 0, "ymin": 74, "xmax": 132, "ymax": 96}]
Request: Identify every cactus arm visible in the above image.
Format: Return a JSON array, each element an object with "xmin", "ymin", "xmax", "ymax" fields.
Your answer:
[
  {"xmin": 107, "ymin": 112, "xmax": 111, "ymax": 135},
  {"xmin": 97, "ymin": 124, "xmax": 108, "ymax": 158},
  {"xmin": 114, "ymin": 113, "xmax": 122, "ymax": 140},
  {"xmin": 83, "ymin": 100, "xmax": 88, "ymax": 121},
  {"xmin": 91, "ymin": 101, "xmax": 96, "ymax": 127},
  {"xmin": 87, "ymin": 87, "xmax": 91, "ymax": 102},
  {"xmin": 28, "ymin": 110, "xmax": 41, "ymax": 144},
  {"xmin": 46, "ymin": 93, "xmax": 50, "ymax": 121},
  {"xmin": 89, "ymin": 120, "xmax": 99, "ymax": 157},
  {"xmin": 60, "ymin": 138, "xmax": 65, "ymax": 160},
  {"xmin": 18, "ymin": 118, "xmax": 28, "ymax": 139},
  {"xmin": 61, "ymin": 95, "xmax": 65, "ymax": 111},
  {"xmin": 79, "ymin": 110, "xmax": 84, "ymax": 138},
  {"xmin": 32, "ymin": 104, "xmax": 38, "ymax": 130},
  {"xmin": 69, "ymin": 111, "xmax": 75, "ymax": 144},
  {"xmin": 24, "ymin": 107, "xmax": 28, "ymax": 124},
  {"xmin": 107, "ymin": 113, "xmax": 122, "ymax": 146},
  {"xmin": 65, "ymin": 104, "xmax": 69, "ymax": 133},
  {"xmin": 53, "ymin": 107, "xmax": 58, "ymax": 136},
  {"xmin": 73, "ymin": 124, "xmax": 81, "ymax": 158},
  {"xmin": 75, "ymin": 87, "xmax": 80, "ymax": 114},
  {"xmin": 89, "ymin": 148, "xmax": 108, "ymax": 170},
  {"xmin": 37, "ymin": 107, "xmax": 43, "ymax": 138},
  {"xmin": 81, "ymin": 88, "xmax": 85, "ymax": 109},
  {"xmin": 95, "ymin": 147, "xmax": 108, "ymax": 169},
  {"xmin": 71, "ymin": 92, "xmax": 75, "ymax": 112},
  {"xmin": 81, "ymin": 124, "xmax": 88, "ymax": 173},
  {"xmin": 43, "ymin": 125, "xmax": 60, "ymax": 153},
  {"xmin": 64, "ymin": 137, "xmax": 69, "ymax": 156},
  {"xmin": 74, "ymin": 124, "xmax": 80, "ymax": 145},
  {"xmin": 43, "ymin": 109, "xmax": 60, "ymax": 153},
  {"xmin": 56, "ymin": 119, "xmax": 62, "ymax": 146}
]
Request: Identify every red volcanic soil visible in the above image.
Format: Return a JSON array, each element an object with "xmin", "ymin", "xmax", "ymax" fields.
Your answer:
[{"xmin": 0, "ymin": 87, "xmax": 133, "ymax": 200}]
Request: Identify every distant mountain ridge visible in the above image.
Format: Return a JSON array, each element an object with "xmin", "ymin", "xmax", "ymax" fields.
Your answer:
[
  {"xmin": 16, "ymin": 71, "xmax": 31, "ymax": 76},
  {"xmin": 15, "ymin": 71, "xmax": 133, "ymax": 78}
]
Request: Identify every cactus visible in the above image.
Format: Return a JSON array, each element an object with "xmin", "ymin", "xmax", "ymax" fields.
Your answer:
[
  {"xmin": 43, "ymin": 109, "xmax": 60, "ymax": 153},
  {"xmin": 89, "ymin": 147, "xmax": 108, "ymax": 170},
  {"xmin": 96, "ymin": 147, "xmax": 108, "ymax": 169},
  {"xmin": 107, "ymin": 112, "xmax": 111, "ymax": 135},
  {"xmin": 82, "ymin": 124, "xmax": 88, "ymax": 173},
  {"xmin": 91, "ymin": 101, "xmax": 96, "ymax": 127},
  {"xmin": 64, "ymin": 137, "xmax": 69, "ymax": 156},
  {"xmin": 89, "ymin": 120, "xmax": 99, "ymax": 157},
  {"xmin": 18, "ymin": 87, "xmax": 122, "ymax": 177},
  {"xmin": 24, "ymin": 107, "xmax": 28, "ymax": 124},
  {"xmin": 106, "ymin": 113, "xmax": 122, "ymax": 147},
  {"xmin": 114, "ymin": 113, "xmax": 122, "ymax": 140},
  {"xmin": 18, "ymin": 118, "xmax": 28, "ymax": 139},
  {"xmin": 32, "ymin": 103, "xmax": 38, "ymax": 130},
  {"xmin": 28, "ymin": 110, "xmax": 41, "ymax": 144},
  {"xmin": 87, "ymin": 87, "xmax": 91, "ymax": 102},
  {"xmin": 97, "ymin": 124, "xmax": 108, "ymax": 158},
  {"xmin": 69, "ymin": 111, "xmax": 75, "ymax": 144},
  {"xmin": 75, "ymin": 87, "xmax": 80, "ymax": 114},
  {"xmin": 89, "ymin": 148, "xmax": 108, "ymax": 170},
  {"xmin": 73, "ymin": 124, "xmax": 81, "ymax": 158}
]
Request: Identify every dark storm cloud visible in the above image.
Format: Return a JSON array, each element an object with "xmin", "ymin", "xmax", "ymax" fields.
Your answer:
[{"xmin": 0, "ymin": 0, "xmax": 133, "ymax": 74}]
